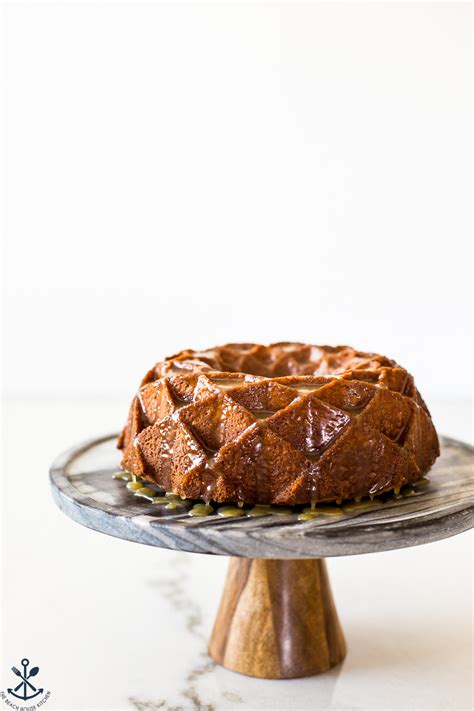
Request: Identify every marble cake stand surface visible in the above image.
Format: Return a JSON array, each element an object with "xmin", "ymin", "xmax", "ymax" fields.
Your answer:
[
  {"xmin": 50, "ymin": 434, "xmax": 473, "ymax": 558},
  {"xmin": 50, "ymin": 434, "xmax": 473, "ymax": 679}
]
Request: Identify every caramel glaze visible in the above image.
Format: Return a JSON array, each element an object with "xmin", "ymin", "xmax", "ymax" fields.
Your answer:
[
  {"xmin": 113, "ymin": 471, "xmax": 430, "ymax": 521},
  {"xmin": 118, "ymin": 343, "xmax": 439, "ymax": 506}
]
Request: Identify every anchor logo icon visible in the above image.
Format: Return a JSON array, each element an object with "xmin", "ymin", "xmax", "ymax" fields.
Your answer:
[{"xmin": 7, "ymin": 658, "xmax": 43, "ymax": 701}]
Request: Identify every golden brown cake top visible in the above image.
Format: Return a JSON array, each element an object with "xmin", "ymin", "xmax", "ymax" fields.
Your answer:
[{"xmin": 143, "ymin": 342, "xmax": 400, "ymax": 382}]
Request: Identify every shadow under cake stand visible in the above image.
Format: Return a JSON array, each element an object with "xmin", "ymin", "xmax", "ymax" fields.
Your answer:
[{"xmin": 50, "ymin": 435, "xmax": 473, "ymax": 680}]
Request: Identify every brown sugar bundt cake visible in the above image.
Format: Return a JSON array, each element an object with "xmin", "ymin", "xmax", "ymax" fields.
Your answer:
[{"xmin": 117, "ymin": 343, "xmax": 440, "ymax": 506}]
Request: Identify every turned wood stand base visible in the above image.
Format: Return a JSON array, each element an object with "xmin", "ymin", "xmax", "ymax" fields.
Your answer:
[{"xmin": 209, "ymin": 558, "xmax": 346, "ymax": 679}]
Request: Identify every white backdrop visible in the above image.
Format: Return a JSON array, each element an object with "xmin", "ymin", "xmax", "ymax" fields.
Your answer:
[
  {"xmin": 3, "ymin": 2, "xmax": 472, "ymax": 402},
  {"xmin": 2, "ymin": 6, "xmax": 472, "ymax": 710}
]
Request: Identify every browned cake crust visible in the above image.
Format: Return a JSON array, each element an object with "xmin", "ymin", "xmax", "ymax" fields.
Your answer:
[{"xmin": 118, "ymin": 343, "xmax": 440, "ymax": 505}]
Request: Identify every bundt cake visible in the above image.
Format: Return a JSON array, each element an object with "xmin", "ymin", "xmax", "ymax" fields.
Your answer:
[{"xmin": 118, "ymin": 343, "xmax": 439, "ymax": 506}]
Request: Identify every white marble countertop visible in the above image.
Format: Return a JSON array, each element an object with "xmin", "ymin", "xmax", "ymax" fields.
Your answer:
[{"xmin": 2, "ymin": 396, "xmax": 472, "ymax": 711}]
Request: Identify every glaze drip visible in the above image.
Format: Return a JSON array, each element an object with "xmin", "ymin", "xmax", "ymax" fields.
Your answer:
[{"xmin": 114, "ymin": 470, "xmax": 430, "ymax": 522}]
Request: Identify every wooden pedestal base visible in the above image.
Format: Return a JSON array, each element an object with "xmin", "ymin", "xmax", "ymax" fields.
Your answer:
[{"xmin": 209, "ymin": 558, "xmax": 346, "ymax": 679}]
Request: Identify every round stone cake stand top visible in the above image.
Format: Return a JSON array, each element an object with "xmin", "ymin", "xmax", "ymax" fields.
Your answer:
[{"xmin": 50, "ymin": 434, "xmax": 473, "ymax": 679}]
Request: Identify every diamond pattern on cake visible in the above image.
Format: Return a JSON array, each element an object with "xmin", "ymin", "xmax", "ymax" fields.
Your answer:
[
  {"xmin": 266, "ymin": 396, "xmax": 350, "ymax": 456},
  {"xmin": 138, "ymin": 380, "xmax": 176, "ymax": 425},
  {"xmin": 355, "ymin": 388, "xmax": 413, "ymax": 442},
  {"xmin": 179, "ymin": 393, "xmax": 255, "ymax": 452},
  {"xmin": 226, "ymin": 380, "xmax": 298, "ymax": 412},
  {"xmin": 315, "ymin": 421, "xmax": 420, "ymax": 502},
  {"xmin": 212, "ymin": 425, "xmax": 312, "ymax": 504},
  {"xmin": 312, "ymin": 379, "xmax": 375, "ymax": 411}
]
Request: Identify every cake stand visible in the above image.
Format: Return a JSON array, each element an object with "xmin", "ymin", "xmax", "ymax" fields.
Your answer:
[{"xmin": 50, "ymin": 435, "xmax": 473, "ymax": 680}]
